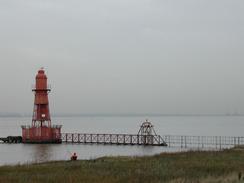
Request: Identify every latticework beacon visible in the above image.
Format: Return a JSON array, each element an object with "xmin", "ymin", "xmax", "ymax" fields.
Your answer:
[{"xmin": 21, "ymin": 69, "xmax": 62, "ymax": 143}]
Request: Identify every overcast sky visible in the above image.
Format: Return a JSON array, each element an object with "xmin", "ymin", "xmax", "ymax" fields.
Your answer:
[{"xmin": 0, "ymin": 0, "xmax": 243, "ymax": 115}]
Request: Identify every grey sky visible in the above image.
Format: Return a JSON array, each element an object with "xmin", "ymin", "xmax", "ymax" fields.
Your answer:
[{"xmin": 0, "ymin": 0, "xmax": 243, "ymax": 115}]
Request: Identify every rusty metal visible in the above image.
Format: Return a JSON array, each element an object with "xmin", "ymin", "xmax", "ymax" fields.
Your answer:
[{"xmin": 21, "ymin": 69, "xmax": 62, "ymax": 143}]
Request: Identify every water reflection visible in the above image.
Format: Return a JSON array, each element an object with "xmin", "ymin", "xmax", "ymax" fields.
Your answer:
[{"xmin": 30, "ymin": 144, "xmax": 53, "ymax": 163}]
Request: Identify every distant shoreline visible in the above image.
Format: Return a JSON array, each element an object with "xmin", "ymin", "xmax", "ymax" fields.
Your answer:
[{"xmin": 0, "ymin": 113, "xmax": 244, "ymax": 118}]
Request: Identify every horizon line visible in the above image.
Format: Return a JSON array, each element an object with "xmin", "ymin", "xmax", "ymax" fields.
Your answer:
[{"xmin": 0, "ymin": 113, "xmax": 243, "ymax": 117}]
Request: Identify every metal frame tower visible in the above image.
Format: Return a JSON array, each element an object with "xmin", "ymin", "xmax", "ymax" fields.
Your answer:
[
  {"xmin": 32, "ymin": 69, "xmax": 51, "ymax": 128},
  {"xmin": 21, "ymin": 69, "xmax": 62, "ymax": 143}
]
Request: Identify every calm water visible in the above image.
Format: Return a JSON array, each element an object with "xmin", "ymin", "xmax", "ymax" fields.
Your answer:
[{"xmin": 0, "ymin": 116, "xmax": 244, "ymax": 165}]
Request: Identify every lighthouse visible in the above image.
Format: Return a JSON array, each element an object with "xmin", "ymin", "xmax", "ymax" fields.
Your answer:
[{"xmin": 21, "ymin": 69, "xmax": 62, "ymax": 143}]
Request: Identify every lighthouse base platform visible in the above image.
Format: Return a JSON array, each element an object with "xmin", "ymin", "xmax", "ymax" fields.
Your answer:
[{"xmin": 21, "ymin": 125, "xmax": 62, "ymax": 144}]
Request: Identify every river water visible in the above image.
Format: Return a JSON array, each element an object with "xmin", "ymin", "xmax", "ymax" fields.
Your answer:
[{"xmin": 0, "ymin": 115, "xmax": 244, "ymax": 165}]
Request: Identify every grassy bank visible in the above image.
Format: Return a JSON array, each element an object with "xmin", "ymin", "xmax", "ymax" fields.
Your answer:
[{"xmin": 1, "ymin": 149, "xmax": 244, "ymax": 183}]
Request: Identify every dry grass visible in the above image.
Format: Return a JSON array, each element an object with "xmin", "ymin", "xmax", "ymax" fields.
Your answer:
[{"xmin": 1, "ymin": 149, "xmax": 244, "ymax": 183}]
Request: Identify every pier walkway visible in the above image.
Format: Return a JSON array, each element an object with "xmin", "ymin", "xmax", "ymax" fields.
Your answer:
[
  {"xmin": 61, "ymin": 133, "xmax": 167, "ymax": 146},
  {"xmin": 61, "ymin": 120, "xmax": 167, "ymax": 146},
  {"xmin": 0, "ymin": 136, "xmax": 22, "ymax": 143},
  {"xmin": 61, "ymin": 134, "xmax": 244, "ymax": 149}
]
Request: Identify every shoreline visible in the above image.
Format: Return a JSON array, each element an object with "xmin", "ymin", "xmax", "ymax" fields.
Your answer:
[{"xmin": 1, "ymin": 148, "xmax": 244, "ymax": 183}]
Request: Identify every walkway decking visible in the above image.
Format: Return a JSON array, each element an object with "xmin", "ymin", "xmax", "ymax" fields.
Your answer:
[{"xmin": 61, "ymin": 133, "xmax": 167, "ymax": 146}]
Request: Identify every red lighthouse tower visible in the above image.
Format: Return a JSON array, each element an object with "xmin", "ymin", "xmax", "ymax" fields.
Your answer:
[{"xmin": 22, "ymin": 69, "xmax": 62, "ymax": 143}]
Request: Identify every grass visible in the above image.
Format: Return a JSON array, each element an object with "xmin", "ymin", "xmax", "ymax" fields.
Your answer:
[{"xmin": 1, "ymin": 148, "xmax": 244, "ymax": 183}]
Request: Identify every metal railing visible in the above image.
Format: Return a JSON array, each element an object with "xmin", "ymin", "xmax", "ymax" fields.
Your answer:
[
  {"xmin": 31, "ymin": 84, "xmax": 51, "ymax": 91},
  {"xmin": 61, "ymin": 133, "xmax": 244, "ymax": 149},
  {"xmin": 162, "ymin": 135, "xmax": 244, "ymax": 149},
  {"xmin": 61, "ymin": 133, "xmax": 167, "ymax": 146}
]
